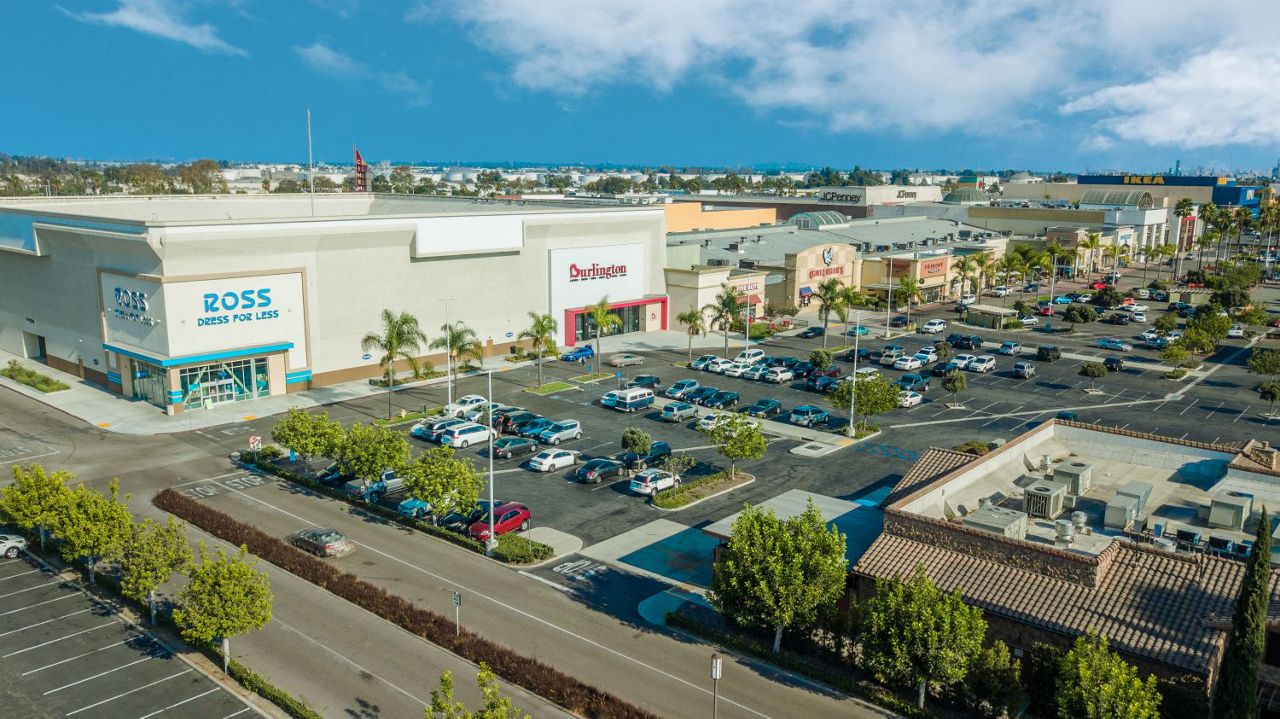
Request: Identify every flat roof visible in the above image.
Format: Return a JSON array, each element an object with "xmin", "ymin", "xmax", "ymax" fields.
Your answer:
[
  {"xmin": 703, "ymin": 488, "xmax": 882, "ymax": 565},
  {"xmin": 0, "ymin": 193, "xmax": 651, "ymax": 226}
]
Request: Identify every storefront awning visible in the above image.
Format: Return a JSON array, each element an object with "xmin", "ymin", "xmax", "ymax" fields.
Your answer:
[
  {"xmin": 104, "ymin": 340, "xmax": 294, "ymax": 368},
  {"xmin": 798, "ymin": 287, "xmax": 813, "ymax": 296}
]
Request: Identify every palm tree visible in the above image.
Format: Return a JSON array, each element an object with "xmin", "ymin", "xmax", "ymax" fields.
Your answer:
[
  {"xmin": 952, "ymin": 255, "xmax": 978, "ymax": 299},
  {"xmin": 516, "ymin": 312, "xmax": 558, "ymax": 388},
  {"xmin": 1027, "ymin": 251, "xmax": 1052, "ymax": 284},
  {"xmin": 361, "ymin": 309, "xmax": 429, "ymax": 419},
  {"xmin": 676, "ymin": 306, "xmax": 706, "ymax": 363},
  {"xmin": 703, "ymin": 285, "xmax": 744, "ymax": 358},
  {"xmin": 1196, "ymin": 231, "xmax": 1217, "ymax": 274},
  {"xmin": 1101, "ymin": 245, "xmax": 1118, "ymax": 278},
  {"xmin": 583, "ymin": 296, "xmax": 622, "ymax": 375},
  {"xmin": 1173, "ymin": 197, "xmax": 1194, "ymax": 280},
  {"xmin": 995, "ymin": 254, "xmax": 1024, "ymax": 307},
  {"xmin": 974, "ymin": 252, "xmax": 996, "ymax": 302},
  {"xmin": 895, "ymin": 276, "xmax": 922, "ymax": 327},
  {"xmin": 812, "ymin": 277, "xmax": 845, "ymax": 350},
  {"xmin": 839, "ymin": 285, "xmax": 865, "ymax": 337},
  {"xmin": 1134, "ymin": 246, "xmax": 1150, "ymax": 285},
  {"xmin": 1079, "ymin": 233, "xmax": 1102, "ymax": 282},
  {"xmin": 429, "ymin": 321, "xmax": 483, "ymax": 390},
  {"xmin": 1043, "ymin": 242, "xmax": 1070, "ymax": 282},
  {"xmin": 1233, "ymin": 205, "xmax": 1253, "ymax": 261}
]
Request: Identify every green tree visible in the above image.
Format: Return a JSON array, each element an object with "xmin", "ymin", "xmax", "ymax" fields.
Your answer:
[
  {"xmin": 430, "ymin": 321, "xmax": 484, "ymax": 389},
  {"xmin": 271, "ymin": 408, "xmax": 344, "ymax": 463},
  {"xmin": 1176, "ymin": 327, "xmax": 1217, "ymax": 354},
  {"xmin": 428, "ymin": 662, "xmax": 529, "ymax": 719},
  {"xmin": 1062, "ymin": 304, "xmax": 1097, "ymax": 328},
  {"xmin": 1188, "ymin": 307, "xmax": 1232, "ymax": 343},
  {"xmin": 176, "ymin": 159, "xmax": 228, "ymax": 194},
  {"xmin": 860, "ymin": 565, "xmax": 988, "ymax": 709},
  {"xmin": 830, "ymin": 374, "xmax": 898, "ymax": 433},
  {"xmin": 1091, "ymin": 287, "xmax": 1124, "ymax": 308},
  {"xmin": 389, "ymin": 165, "xmax": 415, "ymax": 193},
  {"xmin": 1080, "ymin": 361, "xmax": 1108, "ymax": 390},
  {"xmin": 1247, "ymin": 348, "xmax": 1280, "ymax": 378},
  {"xmin": 1215, "ymin": 507, "xmax": 1273, "ymax": 718},
  {"xmin": 1258, "ymin": 381, "xmax": 1280, "ymax": 417},
  {"xmin": 401, "ymin": 446, "xmax": 483, "ymax": 521},
  {"xmin": 52, "ymin": 479, "xmax": 132, "ymax": 584},
  {"xmin": 1079, "ymin": 233, "xmax": 1102, "ymax": 281},
  {"xmin": 813, "ymin": 277, "xmax": 846, "ymax": 350},
  {"xmin": 362, "ymin": 309, "xmax": 430, "ymax": 419},
  {"xmin": 708, "ymin": 499, "xmax": 846, "ymax": 653},
  {"xmin": 1154, "ymin": 312, "xmax": 1179, "ymax": 334},
  {"xmin": 174, "ymin": 544, "xmax": 273, "ymax": 673},
  {"xmin": 703, "ymin": 285, "xmax": 744, "ymax": 359},
  {"xmin": 337, "ymin": 423, "xmax": 411, "ymax": 481},
  {"xmin": 809, "ymin": 348, "xmax": 832, "ymax": 371},
  {"xmin": 943, "ymin": 370, "xmax": 967, "ymax": 406},
  {"xmin": 621, "ymin": 427, "xmax": 653, "ymax": 454},
  {"xmin": 952, "ymin": 254, "xmax": 979, "ymax": 298},
  {"xmin": 964, "ymin": 641, "xmax": 1023, "ymax": 719},
  {"xmin": 516, "ymin": 312, "xmax": 558, "ymax": 388},
  {"xmin": 895, "ymin": 276, "xmax": 922, "ymax": 327},
  {"xmin": 705, "ymin": 413, "xmax": 767, "ymax": 479},
  {"xmin": 676, "ymin": 306, "xmax": 706, "ymax": 363},
  {"xmin": 1057, "ymin": 633, "xmax": 1160, "ymax": 719},
  {"xmin": 1161, "ymin": 344, "xmax": 1190, "ymax": 367},
  {"xmin": 0, "ymin": 464, "xmax": 72, "ymax": 550},
  {"xmin": 933, "ymin": 340, "xmax": 951, "ymax": 363},
  {"xmin": 120, "ymin": 516, "xmax": 191, "ymax": 625},
  {"xmin": 583, "ymin": 296, "xmax": 622, "ymax": 375}
]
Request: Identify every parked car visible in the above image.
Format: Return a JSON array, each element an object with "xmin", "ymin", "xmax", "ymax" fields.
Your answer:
[
  {"xmin": 612, "ymin": 387, "xmax": 655, "ymax": 412},
  {"xmin": 1107, "ymin": 313, "xmax": 1132, "ymax": 326},
  {"xmin": 573, "ymin": 458, "xmax": 624, "ymax": 484},
  {"xmin": 1131, "ymin": 311, "xmax": 1147, "ymax": 323},
  {"xmin": 899, "ymin": 391, "xmax": 924, "ymax": 408},
  {"xmin": 893, "ymin": 355, "xmax": 925, "ymax": 371},
  {"xmin": 537, "ymin": 420, "xmax": 583, "ymax": 445},
  {"xmin": 468, "ymin": 502, "xmax": 531, "ymax": 541},
  {"xmin": 846, "ymin": 324, "xmax": 871, "ymax": 336},
  {"xmin": 790, "ymin": 405, "xmax": 830, "ymax": 428},
  {"xmin": 686, "ymin": 386, "xmax": 719, "ymax": 405},
  {"xmin": 412, "ymin": 417, "xmax": 466, "ymax": 441},
  {"xmin": 609, "ymin": 353, "xmax": 643, "ymax": 367},
  {"xmin": 944, "ymin": 333, "xmax": 966, "ymax": 346},
  {"xmin": 290, "ymin": 528, "xmax": 355, "ymax": 557},
  {"xmin": 1022, "ymin": 283, "xmax": 1040, "ymax": 292},
  {"xmin": 888, "ymin": 316, "xmax": 909, "ymax": 329},
  {"xmin": 492, "ymin": 436, "xmax": 539, "ymax": 460},
  {"xmin": 952, "ymin": 335, "xmax": 984, "ymax": 350},
  {"xmin": 896, "ymin": 373, "xmax": 929, "ymax": 392},
  {"xmin": 1036, "ymin": 345, "xmax": 1062, "ymax": 362},
  {"xmin": 516, "ymin": 418, "xmax": 556, "ymax": 439},
  {"xmin": 1145, "ymin": 336, "xmax": 1170, "ymax": 350},
  {"xmin": 992, "ymin": 286, "xmax": 1010, "ymax": 297},
  {"xmin": 952, "ymin": 353, "xmax": 977, "ymax": 369},
  {"xmin": 343, "ymin": 471, "xmax": 404, "ymax": 503},
  {"xmin": 441, "ymin": 422, "xmax": 495, "ymax": 449},
  {"xmin": 968, "ymin": 356, "xmax": 996, "ymax": 373},
  {"xmin": 1103, "ymin": 356, "xmax": 1125, "ymax": 372},
  {"xmin": 959, "ymin": 294, "xmax": 977, "ymax": 305},
  {"xmin": 618, "ymin": 441, "xmax": 672, "ymax": 471},
  {"xmin": 932, "ymin": 360, "xmax": 963, "ymax": 376},
  {"xmin": 915, "ymin": 346, "xmax": 938, "ymax": 363},
  {"xmin": 997, "ymin": 341, "xmax": 1022, "ymax": 356},
  {"xmin": 689, "ymin": 354, "xmax": 719, "ymax": 371},
  {"xmin": 734, "ymin": 349, "xmax": 766, "ymax": 365},
  {"xmin": 497, "ymin": 410, "xmax": 540, "ymax": 434},
  {"xmin": 697, "ymin": 413, "xmax": 731, "ymax": 432},
  {"xmin": 665, "ymin": 378, "xmax": 699, "ymax": 399},
  {"xmin": 742, "ymin": 365, "xmax": 770, "ymax": 381},
  {"xmin": 1096, "ymin": 338, "xmax": 1133, "ymax": 352},
  {"xmin": 661, "ymin": 401, "xmax": 698, "ymax": 423},
  {"xmin": 529, "ymin": 449, "xmax": 578, "ymax": 472},
  {"xmin": 721, "ymin": 362, "xmax": 752, "ymax": 378},
  {"xmin": 629, "ymin": 469, "xmax": 680, "ymax": 496},
  {"xmin": 805, "ymin": 375, "xmax": 839, "ymax": 394},
  {"xmin": 706, "ymin": 391, "xmax": 741, "ymax": 409},
  {"xmin": 396, "ymin": 497, "xmax": 432, "ymax": 520},
  {"xmin": 1089, "ymin": 280, "xmax": 1109, "ymax": 290},
  {"xmin": 562, "ymin": 345, "xmax": 595, "ymax": 362},
  {"xmin": 763, "ymin": 367, "xmax": 794, "ymax": 383},
  {"xmin": 0, "ymin": 533, "xmax": 27, "ymax": 559},
  {"xmin": 879, "ymin": 349, "xmax": 907, "ymax": 367},
  {"xmin": 627, "ymin": 375, "xmax": 662, "ymax": 389},
  {"xmin": 1228, "ymin": 324, "xmax": 1246, "ymax": 339},
  {"xmin": 462, "ymin": 401, "xmax": 507, "ymax": 423},
  {"xmin": 1052, "ymin": 295, "xmax": 1073, "ymax": 305},
  {"xmin": 439, "ymin": 499, "xmax": 503, "ymax": 533},
  {"xmin": 1019, "ymin": 316, "xmax": 1039, "ymax": 327},
  {"xmin": 768, "ymin": 356, "xmax": 801, "ymax": 369},
  {"xmin": 1037, "ymin": 305, "xmax": 1055, "ymax": 316},
  {"xmin": 920, "ymin": 319, "xmax": 948, "ymax": 334},
  {"xmin": 797, "ymin": 327, "xmax": 824, "ymax": 338},
  {"xmin": 600, "ymin": 390, "xmax": 619, "ymax": 409},
  {"xmin": 790, "ymin": 361, "xmax": 816, "ymax": 378},
  {"xmin": 442, "ymin": 394, "xmax": 487, "ymax": 417},
  {"xmin": 1056, "ymin": 410, "xmax": 1079, "ymax": 421},
  {"xmin": 742, "ymin": 398, "xmax": 784, "ymax": 418},
  {"xmin": 1012, "ymin": 361, "xmax": 1036, "ymax": 379},
  {"xmin": 704, "ymin": 358, "xmax": 734, "ymax": 373}
]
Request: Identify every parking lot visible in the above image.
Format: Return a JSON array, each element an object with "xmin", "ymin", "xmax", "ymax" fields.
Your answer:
[{"xmin": 0, "ymin": 554, "xmax": 256, "ymax": 719}]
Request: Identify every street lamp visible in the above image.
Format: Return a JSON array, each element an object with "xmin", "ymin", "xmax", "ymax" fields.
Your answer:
[
  {"xmin": 710, "ymin": 653, "xmax": 723, "ymax": 719},
  {"xmin": 485, "ymin": 370, "xmax": 497, "ymax": 554},
  {"xmin": 884, "ymin": 257, "xmax": 894, "ymax": 339},
  {"xmin": 846, "ymin": 315, "xmax": 861, "ymax": 438},
  {"xmin": 440, "ymin": 297, "xmax": 454, "ymax": 406}
]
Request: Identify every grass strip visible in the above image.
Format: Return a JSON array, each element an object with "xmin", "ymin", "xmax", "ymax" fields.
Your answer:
[
  {"xmin": 570, "ymin": 373, "xmax": 613, "ymax": 383},
  {"xmin": 154, "ymin": 489, "xmax": 654, "ymax": 719},
  {"xmin": 1, "ymin": 360, "xmax": 69, "ymax": 393},
  {"xmin": 524, "ymin": 381, "xmax": 574, "ymax": 395},
  {"xmin": 372, "ymin": 407, "xmax": 443, "ymax": 427},
  {"xmin": 652, "ymin": 471, "xmax": 752, "ymax": 509}
]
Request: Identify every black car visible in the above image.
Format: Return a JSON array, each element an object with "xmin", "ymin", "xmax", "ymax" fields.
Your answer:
[
  {"xmin": 706, "ymin": 391, "xmax": 740, "ymax": 409},
  {"xmin": 498, "ymin": 411, "xmax": 540, "ymax": 434},
  {"xmin": 944, "ymin": 333, "xmax": 966, "ymax": 346},
  {"xmin": 574, "ymin": 458, "xmax": 624, "ymax": 484},
  {"xmin": 316, "ymin": 463, "xmax": 354, "ymax": 488},
  {"xmin": 791, "ymin": 361, "xmax": 816, "ymax": 378},
  {"xmin": 627, "ymin": 375, "xmax": 662, "ymax": 389},
  {"xmin": 842, "ymin": 348, "xmax": 873, "ymax": 363},
  {"xmin": 439, "ymin": 499, "xmax": 504, "ymax": 533},
  {"xmin": 952, "ymin": 335, "xmax": 983, "ymax": 350},
  {"xmin": 1036, "ymin": 345, "xmax": 1062, "ymax": 362},
  {"xmin": 686, "ymin": 386, "xmax": 719, "ymax": 405},
  {"xmin": 1103, "ymin": 356, "xmax": 1125, "ymax": 372},
  {"xmin": 492, "ymin": 436, "xmax": 539, "ymax": 460},
  {"xmin": 1108, "ymin": 313, "xmax": 1132, "ymax": 326},
  {"xmin": 768, "ymin": 356, "xmax": 800, "ymax": 369},
  {"xmin": 931, "ymin": 361, "xmax": 959, "ymax": 377},
  {"xmin": 742, "ymin": 398, "xmax": 783, "ymax": 418},
  {"xmin": 618, "ymin": 441, "xmax": 672, "ymax": 471},
  {"xmin": 805, "ymin": 375, "xmax": 839, "ymax": 394},
  {"xmin": 798, "ymin": 327, "xmax": 824, "ymax": 339},
  {"xmin": 889, "ymin": 315, "xmax": 909, "ymax": 328}
]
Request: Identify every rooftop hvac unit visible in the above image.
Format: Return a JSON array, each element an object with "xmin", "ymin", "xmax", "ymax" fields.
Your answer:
[
  {"xmin": 1025, "ymin": 482, "xmax": 1067, "ymax": 519},
  {"xmin": 738, "ymin": 259, "xmax": 757, "ymax": 269},
  {"xmin": 1054, "ymin": 518, "xmax": 1075, "ymax": 546},
  {"xmin": 1104, "ymin": 495, "xmax": 1139, "ymax": 530},
  {"xmin": 962, "ymin": 505, "xmax": 1028, "ymax": 540},
  {"xmin": 727, "ymin": 242, "xmax": 741, "ymax": 252},
  {"xmin": 1054, "ymin": 462, "xmax": 1093, "ymax": 495},
  {"xmin": 1209, "ymin": 491, "xmax": 1253, "ymax": 531},
  {"xmin": 707, "ymin": 258, "xmax": 729, "ymax": 267},
  {"xmin": 1116, "ymin": 480, "xmax": 1152, "ymax": 515}
]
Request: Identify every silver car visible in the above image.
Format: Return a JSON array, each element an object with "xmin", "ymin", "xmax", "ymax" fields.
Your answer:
[
  {"xmin": 537, "ymin": 419, "xmax": 583, "ymax": 445},
  {"xmin": 1, "ymin": 533, "xmax": 28, "ymax": 559},
  {"xmin": 610, "ymin": 353, "xmax": 644, "ymax": 367}
]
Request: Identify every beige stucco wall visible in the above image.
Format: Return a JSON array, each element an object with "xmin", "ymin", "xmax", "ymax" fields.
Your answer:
[{"xmin": 663, "ymin": 202, "xmax": 776, "ymax": 233}]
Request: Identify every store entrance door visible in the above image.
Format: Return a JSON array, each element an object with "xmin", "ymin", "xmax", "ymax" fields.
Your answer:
[{"xmin": 201, "ymin": 379, "xmax": 235, "ymax": 407}]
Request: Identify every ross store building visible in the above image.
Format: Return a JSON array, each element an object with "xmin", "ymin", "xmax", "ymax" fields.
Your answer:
[{"xmin": 0, "ymin": 194, "xmax": 667, "ymax": 414}]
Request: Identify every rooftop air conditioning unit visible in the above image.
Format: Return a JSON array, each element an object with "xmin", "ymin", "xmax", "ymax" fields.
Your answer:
[
  {"xmin": 963, "ymin": 505, "xmax": 1028, "ymax": 540},
  {"xmin": 739, "ymin": 259, "xmax": 757, "ymax": 269},
  {"xmin": 1116, "ymin": 480, "xmax": 1152, "ymax": 515},
  {"xmin": 1025, "ymin": 482, "xmax": 1067, "ymax": 519},
  {"xmin": 1054, "ymin": 462, "xmax": 1093, "ymax": 495},
  {"xmin": 1209, "ymin": 491, "xmax": 1253, "ymax": 531},
  {"xmin": 707, "ymin": 259, "xmax": 729, "ymax": 267},
  {"xmin": 727, "ymin": 242, "xmax": 741, "ymax": 252}
]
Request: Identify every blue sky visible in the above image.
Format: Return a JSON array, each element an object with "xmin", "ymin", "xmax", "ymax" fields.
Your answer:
[{"xmin": 3, "ymin": 0, "xmax": 1279, "ymax": 172}]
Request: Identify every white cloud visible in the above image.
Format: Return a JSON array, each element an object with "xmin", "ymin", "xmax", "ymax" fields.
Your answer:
[
  {"xmin": 433, "ymin": 0, "xmax": 1280, "ymax": 149},
  {"xmin": 293, "ymin": 41, "xmax": 429, "ymax": 106},
  {"xmin": 61, "ymin": 0, "xmax": 246, "ymax": 56},
  {"xmin": 294, "ymin": 41, "xmax": 362, "ymax": 75}
]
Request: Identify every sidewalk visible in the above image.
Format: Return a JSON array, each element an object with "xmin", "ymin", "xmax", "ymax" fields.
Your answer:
[{"xmin": 0, "ymin": 348, "xmax": 519, "ymax": 436}]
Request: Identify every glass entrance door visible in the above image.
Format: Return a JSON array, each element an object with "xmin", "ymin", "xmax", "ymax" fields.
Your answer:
[{"xmin": 201, "ymin": 379, "xmax": 235, "ymax": 407}]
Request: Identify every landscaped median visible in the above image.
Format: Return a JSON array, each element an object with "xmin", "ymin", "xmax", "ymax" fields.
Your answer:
[
  {"xmin": 153, "ymin": 489, "xmax": 656, "ymax": 719},
  {"xmin": 372, "ymin": 406, "xmax": 443, "ymax": 427},
  {"xmin": 652, "ymin": 471, "xmax": 754, "ymax": 510},
  {"xmin": 524, "ymin": 381, "xmax": 574, "ymax": 395},
  {"xmin": 1, "ymin": 359, "xmax": 69, "ymax": 393},
  {"xmin": 569, "ymin": 372, "xmax": 613, "ymax": 383}
]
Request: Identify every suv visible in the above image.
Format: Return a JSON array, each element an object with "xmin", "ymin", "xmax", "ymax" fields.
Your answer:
[
  {"xmin": 920, "ymin": 319, "xmax": 948, "ymax": 334},
  {"xmin": 742, "ymin": 398, "xmax": 783, "ymax": 418},
  {"xmin": 618, "ymin": 441, "xmax": 672, "ymax": 471},
  {"xmin": 661, "ymin": 402, "xmax": 698, "ymax": 422},
  {"xmin": 629, "ymin": 469, "xmax": 680, "ymax": 496},
  {"xmin": 665, "ymin": 379, "xmax": 699, "ymax": 399},
  {"xmin": 896, "ymin": 373, "xmax": 929, "ymax": 391},
  {"xmin": 790, "ymin": 405, "xmax": 830, "ymax": 428},
  {"xmin": 952, "ymin": 335, "xmax": 983, "ymax": 350},
  {"xmin": 537, "ymin": 420, "xmax": 582, "ymax": 445},
  {"xmin": 1036, "ymin": 345, "xmax": 1062, "ymax": 362},
  {"xmin": 1012, "ymin": 361, "xmax": 1036, "ymax": 379},
  {"xmin": 879, "ymin": 348, "xmax": 906, "ymax": 367},
  {"xmin": 0, "ymin": 533, "xmax": 27, "ymax": 559}
]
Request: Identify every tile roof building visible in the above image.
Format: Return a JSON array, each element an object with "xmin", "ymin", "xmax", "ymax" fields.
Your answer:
[{"xmin": 853, "ymin": 420, "xmax": 1280, "ymax": 706}]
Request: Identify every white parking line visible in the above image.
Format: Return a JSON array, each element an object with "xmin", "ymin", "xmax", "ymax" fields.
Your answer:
[
  {"xmin": 273, "ymin": 619, "xmax": 429, "ymax": 707},
  {"xmin": 0, "ymin": 580, "xmax": 59, "ymax": 600},
  {"xmin": 43, "ymin": 655, "xmax": 155, "ymax": 695},
  {"xmin": 22, "ymin": 637, "xmax": 142, "ymax": 675},
  {"xmin": 0, "ymin": 569, "xmax": 43, "ymax": 582},
  {"xmin": 63, "ymin": 668, "xmax": 192, "ymax": 716},
  {"xmin": 0, "ymin": 608, "xmax": 94, "ymax": 638},
  {"xmin": 220, "ymin": 708, "xmax": 251, "ymax": 718},
  {"xmin": 1235, "ymin": 406, "xmax": 1251, "ymax": 423},
  {"xmin": 136, "ymin": 686, "xmax": 222, "ymax": 718},
  {"xmin": 3, "ymin": 621, "xmax": 118, "ymax": 657}
]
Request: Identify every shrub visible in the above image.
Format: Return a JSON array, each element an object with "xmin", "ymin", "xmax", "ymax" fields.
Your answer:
[
  {"xmin": 257, "ymin": 444, "xmax": 284, "ymax": 461},
  {"xmin": 1000, "ymin": 318, "xmax": 1023, "ymax": 329},
  {"xmin": 652, "ymin": 471, "xmax": 748, "ymax": 509},
  {"xmin": 1, "ymin": 360, "xmax": 70, "ymax": 393},
  {"xmin": 951, "ymin": 441, "xmax": 991, "ymax": 456},
  {"xmin": 748, "ymin": 323, "xmax": 775, "ymax": 339},
  {"xmin": 1164, "ymin": 368, "xmax": 1188, "ymax": 380},
  {"xmin": 153, "ymin": 489, "xmax": 655, "ymax": 719},
  {"xmin": 492, "ymin": 533, "xmax": 554, "ymax": 564}
]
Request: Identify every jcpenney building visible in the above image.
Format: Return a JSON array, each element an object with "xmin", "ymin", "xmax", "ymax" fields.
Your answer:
[{"xmin": 0, "ymin": 195, "xmax": 667, "ymax": 414}]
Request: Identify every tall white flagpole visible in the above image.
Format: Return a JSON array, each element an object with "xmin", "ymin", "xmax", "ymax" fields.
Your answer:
[{"xmin": 306, "ymin": 108, "xmax": 316, "ymax": 217}]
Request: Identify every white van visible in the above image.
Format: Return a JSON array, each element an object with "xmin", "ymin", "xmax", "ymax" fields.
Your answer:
[
  {"xmin": 441, "ymin": 422, "xmax": 494, "ymax": 449},
  {"xmin": 734, "ymin": 349, "xmax": 766, "ymax": 365},
  {"xmin": 613, "ymin": 387, "xmax": 655, "ymax": 412}
]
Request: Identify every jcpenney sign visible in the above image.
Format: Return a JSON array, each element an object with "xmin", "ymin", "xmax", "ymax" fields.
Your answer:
[{"xmin": 568, "ymin": 262, "xmax": 628, "ymax": 282}]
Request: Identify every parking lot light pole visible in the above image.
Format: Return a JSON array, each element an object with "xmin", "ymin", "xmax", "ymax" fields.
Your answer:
[
  {"xmin": 440, "ymin": 297, "xmax": 454, "ymax": 405},
  {"xmin": 847, "ymin": 317, "xmax": 860, "ymax": 437},
  {"xmin": 884, "ymin": 257, "xmax": 894, "ymax": 339},
  {"xmin": 485, "ymin": 370, "xmax": 497, "ymax": 555}
]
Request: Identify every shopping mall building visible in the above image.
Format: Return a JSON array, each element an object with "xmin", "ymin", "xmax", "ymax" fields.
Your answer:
[{"xmin": 0, "ymin": 195, "xmax": 667, "ymax": 414}]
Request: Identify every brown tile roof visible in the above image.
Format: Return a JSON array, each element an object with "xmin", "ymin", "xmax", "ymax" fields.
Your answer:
[
  {"xmin": 854, "ymin": 533, "xmax": 1280, "ymax": 676},
  {"xmin": 883, "ymin": 447, "xmax": 978, "ymax": 506}
]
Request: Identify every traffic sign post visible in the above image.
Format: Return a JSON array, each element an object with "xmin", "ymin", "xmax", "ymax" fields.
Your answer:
[
  {"xmin": 248, "ymin": 436, "xmax": 262, "ymax": 464},
  {"xmin": 616, "ymin": 369, "xmax": 622, "ymax": 389},
  {"xmin": 710, "ymin": 653, "xmax": 723, "ymax": 719},
  {"xmin": 452, "ymin": 591, "xmax": 462, "ymax": 636}
]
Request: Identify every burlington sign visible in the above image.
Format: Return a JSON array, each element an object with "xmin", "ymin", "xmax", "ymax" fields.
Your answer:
[{"xmin": 568, "ymin": 262, "xmax": 628, "ymax": 282}]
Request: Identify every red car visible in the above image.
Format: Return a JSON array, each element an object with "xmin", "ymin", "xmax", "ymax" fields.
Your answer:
[
  {"xmin": 468, "ymin": 502, "xmax": 531, "ymax": 541},
  {"xmin": 1038, "ymin": 305, "xmax": 1055, "ymax": 316},
  {"xmin": 1089, "ymin": 281, "xmax": 1109, "ymax": 290}
]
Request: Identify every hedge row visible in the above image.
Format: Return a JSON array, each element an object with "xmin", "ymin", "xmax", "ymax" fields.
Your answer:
[
  {"xmin": 154, "ymin": 489, "xmax": 655, "ymax": 719},
  {"xmin": 652, "ymin": 471, "xmax": 747, "ymax": 509},
  {"xmin": 251, "ymin": 460, "xmax": 553, "ymax": 565}
]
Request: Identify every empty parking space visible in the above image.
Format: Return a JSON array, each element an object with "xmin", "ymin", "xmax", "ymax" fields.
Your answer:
[
  {"xmin": 0, "ymin": 425, "xmax": 58, "ymax": 466},
  {"xmin": 0, "ymin": 554, "xmax": 256, "ymax": 719}
]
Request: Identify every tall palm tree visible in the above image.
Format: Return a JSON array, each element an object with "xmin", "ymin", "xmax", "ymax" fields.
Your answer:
[
  {"xmin": 839, "ymin": 285, "xmax": 865, "ymax": 337},
  {"xmin": 429, "ymin": 321, "xmax": 483, "ymax": 390},
  {"xmin": 1198, "ymin": 202, "xmax": 1221, "ymax": 269},
  {"xmin": 1196, "ymin": 231, "xmax": 1217, "ymax": 274},
  {"xmin": 516, "ymin": 312, "xmax": 558, "ymax": 388},
  {"xmin": 1079, "ymin": 233, "xmax": 1102, "ymax": 282},
  {"xmin": 703, "ymin": 285, "xmax": 743, "ymax": 358},
  {"xmin": 1043, "ymin": 242, "xmax": 1070, "ymax": 282},
  {"xmin": 1233, "ymin": 205, "xmax": 1253, "ymax": 261},
  {"xmin": 1101, "ymin": 245, "xmax": 1118, "ymax": 278},
  {"xmin": 974, "ymin": 252, "xmax": 996, "ymax": 302},
  {"xmin": 361, "ymin": 309, "xmax": 429, "ymax": 419},
  {"xmin": 951, "ymin": 255, "xmax": 978, "ymax": 299},
  {"xmin": 676, "ymin": 306, "xmax": 706, "ymax": 363},
  {"xmin": 1134, "ymin": 246, "xmax": 1150, "ymax": 285},
  {"xmin": 812, "ymin": 277, "xmax": 845, "ymax": 350},
  {"xmin": 895, "ymin": 276, "xmax": 922, "ymax": 326},
  {"xmin": 995, "ymin": 254, "xmax": 1024, "ymax": 307},
  {"xmin": 583, "ymin": 296, "xmax": 622, "ymax": 375},
  {"xmin": 1028, "ymin": 251, "xmax": 1052, "ymax": 284},
  {"xmin": 1173, "ymin": 197, "xmax": 1194, "ymax": 280}
]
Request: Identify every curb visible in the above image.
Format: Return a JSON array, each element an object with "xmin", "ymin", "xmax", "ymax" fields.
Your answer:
[{"xmin": 651, "ymin": 473, "xmax": 756, "ymax": 512}]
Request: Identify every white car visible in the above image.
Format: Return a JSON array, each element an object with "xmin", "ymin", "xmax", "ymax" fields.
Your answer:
[
  {"xmin": 462, "ymin": 401, "xmax": 505, "ymax": 423},
  {"xmin": 441, "ymin": 422, "xmax": 495, "ymax": 449},
  {"xmin": 899, "ymin": 391, "xmax": 924, "ymax": 408},
  {"xmin": 704, "ymin": 358, "xmax": 734, "ymax": 373},
  {"xmin": 529, "ymin": 449, "xmax": 578, "ymax": 472},
  {"xmin": 1118, "ymin": 303, "xmax": 1149, "ymax": 313},
  {"xmin": 1227, "ymin": 324, "xmax": 1246, "ymax": 339},
  {"xmin": 1020, "ymin": 316, "xmax": 1039, "ymax": 328},
  {"xmin": 0, "ymin": 533, "xmax": 27, "ymax": 559},
  {"xmin": 919, "ymin": 319, "xmax": 948, "ymax": 334},
  {"xmin": 1167, "ymin": 330, "xmax": 1184, "ymax": 341},
  {"xmin": 629, "ymin": 469, "xmax": 680, "ymax": 496},
  {"xmin": 968, "ymin": 356, "xmax": 996, "ymax": 373},
  {"xmin": 1131, "ymin": 312, "xmax": 1147, "ymax": 323},
  {"xmin": 690, "ymin": 355, "xmax": 719, "ymax": 371},
  {"xmin": 992, "ymin": 286, "xmax": 1010, "ymax": 297},
  {"xmin": 721, "ymin": 362, "xmax": 751, "ymax": 378},
  {"xmin": 1139, "ymin": 329, "xmax": 1162, "ymax": 342},
  {"xmin": 443, "ymin": 394, "xmax": 487, "ymax": 417},
  {"xmin": 697, "ymin": 413, "xmax": 730, "ymax": 431},
  {"xmin": 959, "ymin": 294, "xmax": 977, "ymax": 305},
  {"xmin": 734, "ymin": 349, "xmax": 766, "ymax": 365},
  {"xmin": 893, "ymin": 355, "xmax": 925, "ymax": 371},
  {"xmin": 952, "ymin": 353, "xmax": 977, "ymax": 369},
  {"xmin": 610, "ymin": 353, "xmax": 644, "ymax": 367},
  {"xmin": 1076, "ymin": 293, "xmax": 1093, "ymax": 303},
  {"xmin": 763, "ymin": 367, "xmax": 794, "ymax": 383}
]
